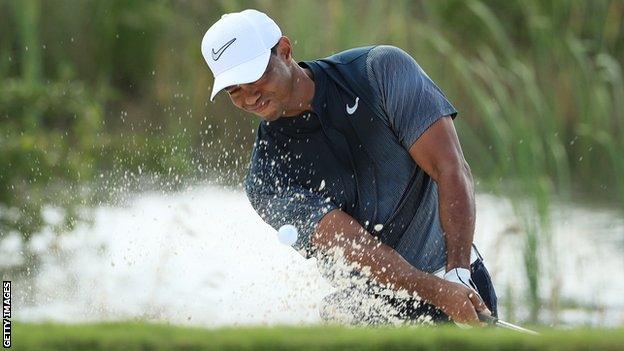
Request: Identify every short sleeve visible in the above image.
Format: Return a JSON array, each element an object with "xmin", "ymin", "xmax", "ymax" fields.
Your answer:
[
  {"xmin": 244, "ymin": 172, "xmax": 337, "ymax": 258},
  {"xmin": 367, "ymin": 45, "xmax": 458, "ymax": 151}
]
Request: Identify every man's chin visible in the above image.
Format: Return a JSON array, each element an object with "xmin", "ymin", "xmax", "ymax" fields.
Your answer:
[{"xmin": 257, "ymin": 109, "xmax": 281, "ymax": 122}]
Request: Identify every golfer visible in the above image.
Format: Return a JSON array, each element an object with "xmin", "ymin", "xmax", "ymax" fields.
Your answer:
[{"xmin": 201, "ymin": 9, "xmax": 497, "ymax": 325}]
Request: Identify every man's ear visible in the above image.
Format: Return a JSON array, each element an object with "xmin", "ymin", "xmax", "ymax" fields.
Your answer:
[{"xmin": 276, "ymin": 36, "xmax": 292, "ymax": 61}]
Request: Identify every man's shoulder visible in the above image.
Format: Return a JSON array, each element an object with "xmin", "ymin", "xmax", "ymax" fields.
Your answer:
[
  {"xmin": 307, "ymin": 45, "xmax": 415, "ymax": 93},
  {"xmin": 313, "ymin": 45, "xmax": 409, "ymax": 66},
  {"xmin": 301, "ymin": 46, "xmax": 376, "ymax": 77},
  {"xmin": 365, "ymin": 45, "xmax": 420, "ymax": 71},
  {"xmin": 317, "ymin": 45, "xmax": 376, "ymax": 65}
]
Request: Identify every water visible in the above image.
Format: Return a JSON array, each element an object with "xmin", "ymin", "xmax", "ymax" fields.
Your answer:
[{"xmin": 3, "ymin": 185, "xmax": 623, "ymax": 327}]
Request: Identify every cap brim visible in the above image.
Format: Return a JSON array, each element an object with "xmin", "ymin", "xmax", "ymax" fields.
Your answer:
[{"xmin": 210, "ymin": 51, "xmax": 271, "ymax": 101}]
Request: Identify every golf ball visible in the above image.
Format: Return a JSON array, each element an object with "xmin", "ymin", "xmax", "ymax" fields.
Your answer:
[{"xmin": 277, "ymin": 224, "xmax": 298, "ymax": 246}]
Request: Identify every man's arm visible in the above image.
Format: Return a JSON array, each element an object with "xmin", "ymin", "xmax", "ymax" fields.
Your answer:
[
  {"xmin": 363, "ymin": 46, "xmax": 487, "ymax": 321},
  {"xmin": 312, "ymin": 208, "xmax": 487, "ymax": 324},
  {"xmin": 408, "ymin": 116, "xmax": 475, "ymax": 271},
  {"xmin": 365, "ymin": 46, "xmax": 473, "ymax": 270}
]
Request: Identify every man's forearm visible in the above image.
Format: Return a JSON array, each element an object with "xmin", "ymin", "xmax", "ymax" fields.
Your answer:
[
  {"xmin": 312, "ymin": 209, "xmax": 446, "ymax": 304},
  {"xmin": 437, "ymin": 165, "xmax": 476, "ymax": 271}
]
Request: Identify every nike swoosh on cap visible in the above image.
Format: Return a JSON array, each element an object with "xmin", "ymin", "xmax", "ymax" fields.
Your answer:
[{"xmin": 211, "ymin": 38, "xmax": 236, "ymax": 61}]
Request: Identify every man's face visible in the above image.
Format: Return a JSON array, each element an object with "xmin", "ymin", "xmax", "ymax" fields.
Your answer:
[{"xmin": 224, "ymin": 53, "xmax": 291, "ymax": 122}]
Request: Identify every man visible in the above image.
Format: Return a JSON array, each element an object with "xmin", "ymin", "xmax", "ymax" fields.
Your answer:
[{"xmin": 201, "ymin": 9, "xmax": 497, "ymax": 325}]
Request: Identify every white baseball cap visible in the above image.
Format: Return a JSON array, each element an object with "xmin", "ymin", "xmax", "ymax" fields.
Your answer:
[{"xmin": 201, "ymin": 9, "xmax": 282, "ymax": 101}]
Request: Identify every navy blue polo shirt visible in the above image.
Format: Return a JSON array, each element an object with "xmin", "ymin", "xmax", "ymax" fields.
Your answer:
[{"xmin": 244, "ymin": 45, "xmax": 457, "ymax": 273}]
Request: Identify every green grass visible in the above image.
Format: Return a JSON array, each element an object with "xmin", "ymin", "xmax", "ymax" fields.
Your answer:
[
  {"xmin": 1, "ymin": 0, "xmax": 623, "ymax": 327},
  {"xmin": 10, "ymin": 321, "xmax": 624, "ymax": 351}
]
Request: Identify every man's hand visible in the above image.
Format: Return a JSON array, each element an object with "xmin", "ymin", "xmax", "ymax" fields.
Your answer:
[
  {"xmin": 442, "ymin": 268, "xmax": 492, "ymax": 325},
  {"xmin": 434, "ymin": 280, "xmax": 491, "ymax": 325}
]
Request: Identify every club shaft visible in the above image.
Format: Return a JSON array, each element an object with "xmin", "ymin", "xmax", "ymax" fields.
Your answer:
[
  {"xmin": 495, "ymin": 319, "xmax": 540, "ymax": 335},
  {"xmin": 478, "ymin": 313, "xmax": 540, "ymax": 335}
]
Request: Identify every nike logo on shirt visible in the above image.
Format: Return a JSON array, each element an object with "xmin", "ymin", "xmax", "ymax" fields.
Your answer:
[
  {"xmin": 346, "ymin": 96, "xmax": 359, "ymax": 115},
  {"xmin": 211, "ymin": 38, "xmax": 236, "ymax": 61}
]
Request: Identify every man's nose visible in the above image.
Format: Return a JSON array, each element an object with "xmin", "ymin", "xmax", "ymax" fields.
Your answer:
[{"xmin": 241, "ymin": 86, "xmax": 261, "ymax": 106}]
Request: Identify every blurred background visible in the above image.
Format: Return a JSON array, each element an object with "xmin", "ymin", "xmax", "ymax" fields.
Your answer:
[{"xmin": 1, "ymin": 0, "xmax": 623, "ymax": 327}]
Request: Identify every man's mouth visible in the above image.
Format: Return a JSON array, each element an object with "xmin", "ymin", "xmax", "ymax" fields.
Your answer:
[{"xmin": 248, "ymin": 100, "xmax": 269, "ymax": 113}]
